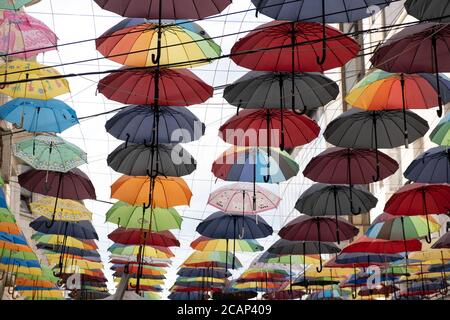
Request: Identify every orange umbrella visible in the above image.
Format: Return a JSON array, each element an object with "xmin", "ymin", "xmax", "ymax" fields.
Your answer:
[
  {"xmin": 0, "ymin": 241, "xmax": 33, "ymax": 253},
  {"xmin": 0, "ymin": 222, "xmax": 20, "ymax": 235},
  {"xmin": 15, "ymin": 277, "xmax": 55, "ymax": 289},
  {"xmin": 111, "ymin": 176, "xmax": 192, "ymax": 208}
]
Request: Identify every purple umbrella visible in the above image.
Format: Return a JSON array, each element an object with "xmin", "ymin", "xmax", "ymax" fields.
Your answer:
[
  {"xmin": 371, "ymin": 23, "xmax": 450, "ymax": 116},
  {"xmin": 279, "ymin": 215, "xmax": 358, "ymax": 272}
]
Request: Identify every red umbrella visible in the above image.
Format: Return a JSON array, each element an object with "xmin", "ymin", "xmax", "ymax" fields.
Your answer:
[
  {"xmin": 219, "ymin": 109, "xmax": 320, "ymax": 150},
  {"xmin": 303, "ymin": 147, "xmax": 399, "ymax": 214},
  {"xmin": 98, "ymin": 68, "xmax": 213, "ymax": 106},
  {"xmin": 324, "ymin": 256, "xmax": 386, "ymax": 269},
  {"xmin": 341, "ymin": 236, "xmax": 422, "ymax": 254},
  {"xmin": 108, "ymin": 228, "xmax": 180, "ymax": 247},
  {"xmin": 384, "ymin": 183, "xmax": 450, "ymax": 243},
  {"xmin": 231, "ymin": 21, "xmax": 360, "ymax": 73},
  {"xmin": 279, "ymin": 215, "xmax": 358, "ymax": 272}
]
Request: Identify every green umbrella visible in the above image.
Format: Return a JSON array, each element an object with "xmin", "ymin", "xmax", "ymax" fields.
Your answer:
[
  {"xmin": 430, "ymin": 113, "xmax": 450, "ymax": 146},
  {"xmin": 12, "ymin": 135, "xmax": 87, "ymax": 173},
  {"xmin": 0, "ymin": 0, "xmax": 33, "ymax": 9},
  {"xmin": 106, "ymin": 201, "xmax": 183, "ymax": 231},
  {"xmin": 0, "ymin": 208, "xmax": 16, "ymax": 223}
]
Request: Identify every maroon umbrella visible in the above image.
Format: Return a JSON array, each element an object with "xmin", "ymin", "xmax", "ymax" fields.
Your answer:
[
  {"xmin": 303, "ymin": 147, "xmax": 399, "ymax": 214},
  {"xmin": 371, "ymin": 23, "xmax": 450, "ymax": 116},
  {"xmin": 279, "ymin": 215, "xmax": 359, "ymax": 271},
  {"xmin": 263, "ymin": 289, "xmax": 305, "ymax": 300},
  {"xmin": 98, "ymin": 68, "xmax": 213, "ymax": 106},
  {"xmin": 384, "ymin": 183, "xmax": 450, "ymax": 243},
  {"xmin": 219, "ymin": 109, "xmax": 320, "ymax": 150},
  {"xmin": 18, "ymin": 168, "xmax": 96, "ymax": 200},
  {"xmin": 94, "ymin": 0, "xmax": 232, "ymax": 19},
  {"xmin": 108, "ymin": 228, "xmax": 180, "ymax": 247},
  {"xmin": 358, "ymin": 284, "xmax": 399, "ymax": 297}
]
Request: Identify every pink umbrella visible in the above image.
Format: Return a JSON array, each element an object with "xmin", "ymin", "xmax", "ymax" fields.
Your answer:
[
  {"xmin": 0, "ymin": 10, "xmax": 57, "ymax": 59},
  {"xmin": 208, "ymin": 182, "xmax": 281, "ymax": 214}
]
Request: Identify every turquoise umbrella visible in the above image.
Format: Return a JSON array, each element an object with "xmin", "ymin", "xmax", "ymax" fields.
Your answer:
[
  {"xmin": 430, "ymin": 113, "xmax": 450, "ymax": 146},
  {"xmin": 0, "ymin": 0, "xmax": 33, "ymax": 9}
]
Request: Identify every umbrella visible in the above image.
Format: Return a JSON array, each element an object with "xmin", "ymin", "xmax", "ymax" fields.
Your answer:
[
  {"xmin": 111, "ymin": 175, "xmax": 192, "ymax": 209},
  {"xmin": 0, "ymin": 98, "xmax": 78, "ymax": 133},
  {"xmin": 0, "ymin": 222, "xmax": 20, "ymax": 235},
  {"xmin": 208, "ymin": 182, "xmax": 280, "ymax": 214},
  {"xmin": 105, "ymin": 201, "xmax": 182, "ymax": 231},
  {"xmin": 98, "ymin": 68, "xmax": 213, "ymax": 106},
  {"xmin": 212, "ymin": 147, "xmax": 299, "ymax": 184},
  {"xmin": 342, "ymin": 236, "xmax": 422, "ymax": 255},
  {"xmin": 303, "ymin": 147, "xmax": 397, "ymax": 212},
  {"xmin": 96, "ymin": 18, "xmax": 221, "ymax": 68},
  {"xmin": 346, "ymin": 70, "xmax": 450, "ymax": 146},
  {"xmin": 223, "ymin": 71, "xmax": 339, "ymax": 114},
  {"xmin": 169, "ymin": 291, "xmax": 209, "ymax": 300},
  {"xmin": 0, "ymin": 60, "xmax": 70, "ymax": 99},
  {"xmin": 219, "ymin": 109, "xmax": 320, "ymax": 150},
  {"xmin": 213, "ymin": 291, "xmax": 257, "ymax": 300},
  {"xmin": 107, "ymin": 142, "xmax": 196, "ymax": 177},
  {"xmin": 371, "ymin": 23, "xmax": 450, "ymax": 116},
  {"xmin": 105, "ymin": 105, "xmax": 205, "ymax": 145},
  {"xmin": 177, "ymin": 268, "xmax": 231, "ymax": 279},
  {"xmin": 32, "ymin": 233, "xmax": 97, "ymax": 250},
  {"xmin": 191, "ymin": 236, "xmax": 263, "ymax": 253},
  {"xmin": 0, "ymin": 10, "xmax": 57, "ymax": 59},
  {"xmin": 430, "ymin": 113, "xmax": 450, "ymax": 146},
  {"xmin": 29, "ymin": 197, "xmax": 92, "ymax": 222},
  {"xmin": 296, "ymin": 183, "xmax": 377, "ymax": 242},
  {"xmin": 0, "ymin": 0, "xmax": 34, "ymax": 9},
  {"xmin": 384, "ymin": 183, "xmax": 450, "ymax": 243},
  {"xmin": 405, "ymin": 0, "xmax": 450, "ymax": 23},
  {"xmin": 13, "ymin": 135, "xmax": 87, "ymax": 173},
  {"xmin": 257, "ymin": 252, "xmax": 319, "ymax": 265},
  {"xmin": 183, "ymin": 251, "xmax": 242, "ymax": 269},
  {"xmin": 279, "ymin": 215, "xmax": 358, "ymax": 270},
  {"xmin": 30, "ymin": 218, "xmax": 99, "ymax": 240},
  {"xmin": 263, "ymin": 289, "xmax": 305, "ymax": 300},
  {"xmin": 108, "ymin": 228, "xmax": 180, "ymax": 247},
  {"xmin": 324, "ymin": 108, "xmax": 429, "ymax": 154},
  {"xmin": 404, "ymin": 146, "xmax": 450, "ymax": 183},
  {"xmin": 108, "ymin": 244, "xmax": 173, "ymax": 258},
  {"xmin": 432, "ymin": 231, "xmax": 450, "ymax": 249},
  {"xmin": 94, "ymin": 0, "xmax": 232, "ymax": 19},
  {"xmin": 335, "ymin": 252, "xmax": 404, "ymax": 266}
]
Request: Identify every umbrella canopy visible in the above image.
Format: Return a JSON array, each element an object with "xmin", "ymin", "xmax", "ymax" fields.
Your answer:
[
  {"xmin": 32, "ymin": 233, "xmax": 97, "ymax": 250},
  {"xmin": 105, "ymin": 201, "xmax": 182, "ymax": 231},
  {"xmin": 18, "ymin": 168, "xmax": 96, "ymax": 200},
  {"xmin": 96, "ymin": 18, "xmax": 221, "ymax": 68},
  {"xmin": 0, "ymin": 60, "xmax": 70, "ymax": 99},
  {"xmin": 183, "ymin": 251, "xmax": 242, "ymax": 269},
  {"xmin": 111, "ymin": 175, "xmax": 192, "ymax": 208},
  {"xmin": 30, "ymin": 197, "xmax": 92, "ymax": 222},
  {"xmin": 219, "ymin": 109, "xmax": 320, "ymax": 149},
  {"xmin": 98, "ymin": 68, "xmax": 213, "ymax": 106},
  {"xmin": 251, "ymin": 0, "xmax": 394, "ymax": 22},
  {"xmin": 0, "ymin": 222, "xmax": 20, "ymax": 235},
  {"xmin": 108, "ymin": 228, "xmax": 180, "ymax": 247},
  {"xmin": 30, "ymin": 218, "xmax": 99, "ymax": 240},
  {"xmin": 13, "ymin": 135, "xmax": 87, "ymax": 173},
  {"xmin": 196, "ymin": 212, "xmax": 273, "ymax": 240},
  {"xmin": 231, "ymin": 21, "xmax": 360, "ymax": 72},
  {"xmin": 263, "ymin": 289, "xmax": 305, "ymax": 300},
  {"xmin": 430, "ymin": 113, "xmax": 450, "ymax": 146},
  {"xmin": 0, "ymin": 10, "xmax": 57, "ymax": 59},
  {"xmin": 94, "ymin": 0, "xmax": 232, "ymax": 19},
  {"xmin": 0, "ymin": 98, "xmax": 78, "ymax": 133},
  {"xmin": 342, "ymin": 236, "xmax": 422, "ymax": 254},
  {"xmin": 191, "ymin": 236, "xmax": 263, "ymax": 252},
  {"xmin": 212, "ymin": 147, "xmax": 299, "ymax": 183},
  {"xmin": 105, "ymin": 105, "xmax": 205, "ymax": 145},
  {"xmin": 335, "ymin": 252, "xmax": 404, "ymax": 266},
  {"xmin": 108, "ymin": 244, "xmax": 173, "ymax": 258},
  {"xmin": 0, "ymin": 0, "xmax": 34, "ymax": 9},
  {"xmin": 404, "ymin": 146, "xmax": 450, "ymax": 183},
  {"xmin": 207, "ymin": 182, "xmax": 280, "ymax": 214},
  {"xmin": 223, "ymin": 71, "xmax": 339, "ymax": 112},
  {"xmin": 168, "ymin": 291, "xmax": 209, "ymax": 300},
  {"xmin": 405, "ymin": 0, "xmax": 450, "ymax": 23},
  {"xmin": 366, "ymin": 213, "xmax": 441, "ymax": 241},
  {"xmin": 257, "ymin": 252, "xmax": 319, "ymax": 265},
  {"xmin": 177, "ymin": 268, "xmax": 231, "ymax": 279},
  {"xmin": 432, "ymin": 232, "xmax": 450, "ymax": 249},
  {"xmin": 324, "ymin": 108, "xmax": 429, "ymax": 149},
  {"xmin": 267, "ymin": 239, "xmax": 340, "ymax": 256},
  {"xmin": 107, "ymin": 143, "xmax": 196, "ymax": 177}
]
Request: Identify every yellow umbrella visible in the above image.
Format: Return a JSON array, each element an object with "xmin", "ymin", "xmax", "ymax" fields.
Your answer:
[
  {"xmin": 402, "ymin": 272, "xmax": 448, "ymax": 281},
  {"xmin": 32, "ymin": 234, "xmax": 96, "ymax": 250},
  {"xmin": 177, "ymin": 277, "xmax": 225, "ymax": 284},
  {"xmin": 46, "ymin": 256, "xmax": 103, "ymax": 270},
  {"xmin": 20, "ymin": 290, "xmax": 65, "ymax": 300},
  {"xmin": 30, "ymin": 197, "xmax": 92, "ymax": 221},
  {"xmin": 0, "ymin": 60, "xmax": 70, "ymax": 99},
  {"xmin": 409, "ymin": 250, "xmax": 450, "ymax": 262}
]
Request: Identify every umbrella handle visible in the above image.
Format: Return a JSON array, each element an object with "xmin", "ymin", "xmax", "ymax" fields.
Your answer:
[
  {"xmin": 350, "ymin": 203, "xmax": 362, "ymax": 215},
  {"xmin": 239, "ymin": 227, "xmax": 245, "ymax": 239},
  {"xmin": 316, "ymin": 257, "xmax": 323, "ymax": 273},
  {"xmin": 352, "ymin": 289, "xmax": 357, "ymax": 299},
  {"xmin": 316, "ymin": 1, "xmax": 327, "ymax": 66},
  {"xmin": 291, "ymin": 104, "xmax": 306, "ymax": 115},
  {"xmin": 45, "ymin": 213, "xmax": 56, "ymax": 228}
]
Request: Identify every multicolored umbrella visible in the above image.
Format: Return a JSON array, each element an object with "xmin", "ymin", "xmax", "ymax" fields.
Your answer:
[
  {"xmin": 94, "ymin": 0, "xmax": 232, "ymax": 19},
  {"xmin": 96, "ymin": 19, "xmax": 221, "ymax": 68},
  {"xmin": 404, "ymin": 146, "xmax": 450, "ymax": 183},
  {"xmin": 98, "ymin": 68, "xmax": 213, "ymax": 106},
  {"xmin": 191, "ymin": 236, "xmax": 263, "ymax": 253},
  {"xmin": 0, "ymin": 98, "xmax": 78, "ymax": 133}
]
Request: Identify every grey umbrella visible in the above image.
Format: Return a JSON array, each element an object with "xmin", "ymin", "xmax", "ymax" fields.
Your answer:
[
  {"xmin": 405, "ymin": 0, "xmax": 450, "ymax": 23},
  {"xmin": 107, "ymin": 142, "xmax": 197, "ymax": 177},
  {"xmin": 295, "ymin": 183, "xmax": 378, "ymax": 243},
  {"xmin": 324, "ymin": 108, "xmax": 429, "ymax": 150},
  {"xmin": 223, "ymin": 71, "xmax": 339, "ymax": 112},
  {"xmin": 404, "ymin": 146, "xmax": 450, "ymax": 184}
]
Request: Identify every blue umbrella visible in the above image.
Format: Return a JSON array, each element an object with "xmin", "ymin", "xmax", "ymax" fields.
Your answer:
[
  {"xmin": 36, "ymin": 243, "xmax": 101, "ymax": 259},
  {"xmin": 105, "ymin": 105, "xmax": 205, "ymax": 145},
  {"xmin": 177, "ymin": 268, "xmax": 231, "ymax": 278},
  {"xmin": 29, "ymin": 217, "xmax": 99, "ymax": 240},
  {"xmin": 335, "ymin": 252, "xmax": 404, "ymax": 265},
  {"xmin": 0, "ymin": 98, "xmax": 78, "ymax": 133},
  {"xmin": 428, "ymin": 263, "xmax": 450, "ymax": 273},
  {"xmin": 404, "ymin": 146, "xmax": 450, "ymax": 183},
  {"xmin": 0, "ymin": 232, "xmax": 28, "ymax": 245},
  {"xmin": 0, "ymin": 257, "xmax": 40, "ymax": 268}
]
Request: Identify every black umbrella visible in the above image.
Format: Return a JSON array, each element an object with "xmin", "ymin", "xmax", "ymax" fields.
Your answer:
[
  {"xmin": 405, "ymin": 0, "xmax": 450, "ymax": 23},
  {"xmin": 295, "ymin": 183, "xmax": 378, "ymax": 243},
  {"xmin": 107, "ymin": 142, "xmax": 197, "ymax": 177},
  {"xmin": 404, "ymin": 146, "xmax": 450, "ymax": 184}
]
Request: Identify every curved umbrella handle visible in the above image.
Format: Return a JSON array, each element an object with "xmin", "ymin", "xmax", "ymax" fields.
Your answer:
[
  {"xmin": 291, "ymin": 104, "xmax": 307, "ymax": 115},
  {"xmin": 239, "ymin": 227, "xmax": 245, "ymax": 240},
  {"xmin": 352, "ymin": 289, "xmax": 357, "ymax": 299},
  {"xmin": 316, "ymin": 2, "xmax": 327, "ymax": 66},
  {"xmin": 45, "ymin": 212, "xmax": 56, "ymax": 229},
  {"xmin": 316, "ymin": 256, "xmax": 323, "ymax": 273},
  {"xmin": 263, "ymin": 174, "xmax": 270, "ymax": 183}
]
